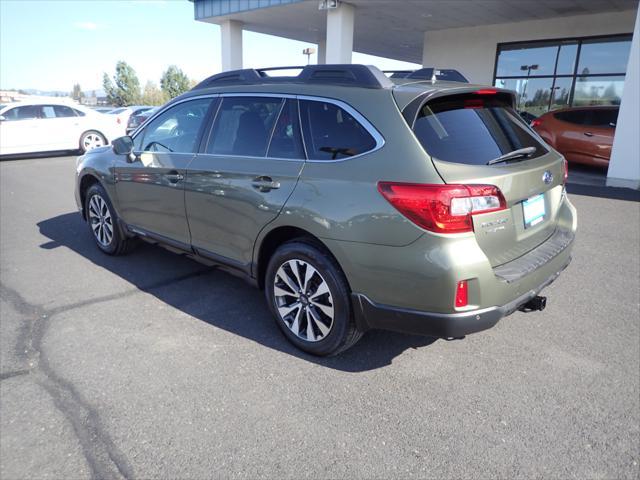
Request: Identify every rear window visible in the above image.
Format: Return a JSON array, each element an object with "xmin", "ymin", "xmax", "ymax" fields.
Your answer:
[{"xmin": 412, "ymin": 94, "xmax": 546, "ymax": 165}]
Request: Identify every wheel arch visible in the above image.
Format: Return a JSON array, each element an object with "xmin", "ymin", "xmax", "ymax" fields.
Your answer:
[
  {"xmin": 78, "ymin": 173, "xmax": 104, "ymax": 220},
  {"xmin": 254, "ymin": 225, "xmax": 350, "ymax": 292}
]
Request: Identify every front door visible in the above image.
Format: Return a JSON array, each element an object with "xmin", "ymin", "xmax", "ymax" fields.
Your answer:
[
  {"xmin": 0, "ymin": 105, "xmax": 42, "ymax": 154},
  {"xmin": 114, "ymin": 97, "xmax": 215, "ymax": 246},
  {"xmin": 185, "ymin": 96, "xmax": 305, "ymax": 268}
]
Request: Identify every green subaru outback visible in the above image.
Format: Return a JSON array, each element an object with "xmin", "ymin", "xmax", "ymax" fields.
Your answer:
[{"xmin": 75, "ymin": 65, "xmax": 576, "ymax": 356}]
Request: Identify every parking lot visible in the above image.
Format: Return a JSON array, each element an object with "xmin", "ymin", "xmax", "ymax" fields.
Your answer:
[{"xmin": 0, "ymin": 155, "xmax": 638, "ymax": 479}]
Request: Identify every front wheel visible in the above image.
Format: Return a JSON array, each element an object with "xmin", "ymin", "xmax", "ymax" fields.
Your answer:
[
  {"xmin": 85, "ymin": 183, "xmax": 134, "ymax": 255},
  {"xmin": 80, "ymin": 131, "xmax": 106, "ymax": 153},
  {"xmin": 265, "ymin": 241, "xmax": 362, "ymax": 356}
]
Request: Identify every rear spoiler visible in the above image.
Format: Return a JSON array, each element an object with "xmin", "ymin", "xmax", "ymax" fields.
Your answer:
[{"xmin": 400, "ymin": 87, "xmax": 517, "ymax": 128}]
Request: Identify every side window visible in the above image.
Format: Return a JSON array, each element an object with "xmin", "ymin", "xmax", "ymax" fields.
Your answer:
[
  {"xmin": 267, "ymin": 99, "xmax": 304, "ymax": 159},
  {"xmin": 72, "ymin": 108, "xmax": 86, "ymax": 117},
  {"xmin": 554, "ymin": 110, "xmax": 589, "ymax": 125},
  {"xmin": 136, "ymin": 98, "xmax": 213, "ymax": 154},
  {"xmin": 53, "ymin": 105, "xmax": 78, "ymax": 118},
  {"xmin": 590, "ymin": 109, "xmax": 618, "ymax": 128},
  {"xmin": 41, "ymin": 106, "xmax": 56, "ymax": 119},
  {"xmin": 3, "ymin": 105, "xmax": 40, "ymax": 121},
  {"xmin": 299, "ymin": 100, "xmax": 376, "ymax": 160},
  {"xmin": 207, "ymin": 96, "xmax": 283, "ymax": 157}
]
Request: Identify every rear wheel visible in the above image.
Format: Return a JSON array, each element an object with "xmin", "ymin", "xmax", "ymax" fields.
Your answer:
[
  {"xmin": 80, "ymin": 131, "xmax": 106, "ymax": 153},
  {"xmin": 85, "ymin": 183, "xmax": 133, "ymax": 255},
  {"xmin": 265, "ymin": 241, "xmax": 362, "ymax": 356}
]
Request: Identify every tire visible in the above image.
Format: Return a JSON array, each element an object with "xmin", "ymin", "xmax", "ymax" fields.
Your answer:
[
  {"xmin": 265, "ymin": 241, "xmax": 363, "ymax": 356},
  {"xmin": 80, "ymin": 130, "xmax": 107, "ymax": 153},
  {"xmin": 85, "ymin": 183, "xmax": 134, "ymax": 255}
]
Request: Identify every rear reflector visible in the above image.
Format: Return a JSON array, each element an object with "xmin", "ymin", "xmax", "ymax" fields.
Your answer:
[
  {"xmin": 377, "ymin": 183, "xmax": 507, "ymax": 234},
  {"xmin": 455, "ymin": 280, "xmax": 468, "ymax": 307}
]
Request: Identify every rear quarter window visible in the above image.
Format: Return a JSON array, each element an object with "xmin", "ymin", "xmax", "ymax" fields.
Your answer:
[
  {"xmin": 299, "ymin": 100, "xmax": 377, "ymax": 160},
  {"xmin": 411, "ymin": 94, "xmax": 546, "ymax": 165}
]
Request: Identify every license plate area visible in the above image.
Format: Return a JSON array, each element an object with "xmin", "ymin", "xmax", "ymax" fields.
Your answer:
[{"xmin": 523, "ymin": 194, "xmax": 545, "ymax": 228}]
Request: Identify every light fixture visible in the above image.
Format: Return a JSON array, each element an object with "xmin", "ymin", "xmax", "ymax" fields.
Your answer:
[{"xmin": 318, "ymin": 0, "xmax": 340, "ymax": 10}]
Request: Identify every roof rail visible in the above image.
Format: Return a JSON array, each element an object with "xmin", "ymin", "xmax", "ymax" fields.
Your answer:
[
  {"xmin": 193, "ymin": 64, "xmax": 394, "ymax": 90},
  {"xmin": 383, "ymin": 70, "xmax": 414, "ymax": 79},
  {"xmin": 407, "ymin": 68, "xmax": 469, "ymax": 83}
]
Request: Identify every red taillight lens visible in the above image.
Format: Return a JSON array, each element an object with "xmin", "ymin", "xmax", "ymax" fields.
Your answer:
[
  {"xmin": 474, "ymin": 89, "xmax": 498, "ymax": 95},
  {"xmin": 530, "ymin": 118, "xmax": 542, "ymax": 128},
  {"xmin": 563, "ymin": 158, "xmax": 568, "ymax": 184},
  {"xmin": 455, "ymin": 280, "xmax": 468, "ymax": 307},
  {"xmin": 377, "ymin": 183, "xmax": 507, "ymax": 234},
  {"xmin": 117, "ymin": 117, "xmax": 121, "ymax": 124}
]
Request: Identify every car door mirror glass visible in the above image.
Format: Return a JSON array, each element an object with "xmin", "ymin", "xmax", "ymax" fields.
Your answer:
[{"xmin": 112, "ymin": 136, "xmax": 134, "ymax": 156}]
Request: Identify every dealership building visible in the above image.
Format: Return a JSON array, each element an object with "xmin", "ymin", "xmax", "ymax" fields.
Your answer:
[{"xmin": 191, "ymin": 0, "xmax": 640, "ymax": 189}]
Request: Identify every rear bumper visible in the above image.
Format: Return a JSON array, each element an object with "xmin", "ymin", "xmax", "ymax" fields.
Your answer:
[{"xmin": 352, "ymin": 251, "xmax": 571, "ymax": 338}]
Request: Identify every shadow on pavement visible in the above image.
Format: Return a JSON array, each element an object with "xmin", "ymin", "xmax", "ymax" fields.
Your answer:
[{"xmin": 37, "ymin": 212, "xmax": 437, "ymax": 372}]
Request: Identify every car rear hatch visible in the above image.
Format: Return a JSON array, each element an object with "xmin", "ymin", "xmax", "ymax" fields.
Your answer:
[{"xmin": 399, "ymin": 87, "xmax": 566, "ymax": 267}]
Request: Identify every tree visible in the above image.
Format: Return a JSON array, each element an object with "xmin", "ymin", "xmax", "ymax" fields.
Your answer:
[
  {"xmin": 71, "ymin": 83, "xmax": 83, "ymax": 101},
  {"xmin": 103, "ymin": 61, "xmax": 141, "ymax": 106},
  {"xmin": 142, "ymin": 81, "xmax": 167, "ymax": 106},
  {"xmin": 160, "ymin": 65, "xmax": 190, "ymax": 100}
]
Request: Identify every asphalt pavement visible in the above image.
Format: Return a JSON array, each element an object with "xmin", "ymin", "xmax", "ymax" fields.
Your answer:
[{"xmin": 1, "ymin": 155, "xmax": 638, "ymax": 479}]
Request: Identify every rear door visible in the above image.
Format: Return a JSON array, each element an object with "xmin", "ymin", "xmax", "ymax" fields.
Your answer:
[
  {"xmin": 40, "ymin": 105, "xmax": 82, "ymax": 150},
  {"xmin": 407, "ymin": 91, "xmax": 565, "ymax": 267},
  {"xmin": 553, "ymin": 109, "xmax": 614, "ymax": 165},
  {"xmin": 185, "ymin": 95, "xmax": 305, "ymax": 268}
]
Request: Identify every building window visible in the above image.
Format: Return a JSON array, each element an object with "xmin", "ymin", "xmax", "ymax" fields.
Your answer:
[{"xmin": 494, "ymin": 34, "xmax": 632, "ymax": 117}]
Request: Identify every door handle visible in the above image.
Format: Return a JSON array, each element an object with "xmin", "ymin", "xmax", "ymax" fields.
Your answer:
[
  {"xmin": 164, "ymin": 171, "xmax": 184, "ymax": 183},
  {"xmin": 584, "ymin": 132, "xmax": 594, "ymax": 137},
  {"xmin": 252, "ymin": 176, "xmax": 280, "ymax": 192}
]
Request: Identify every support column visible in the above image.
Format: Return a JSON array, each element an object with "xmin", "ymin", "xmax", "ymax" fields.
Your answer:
[
  {"xmin": 607, "ymin": 8, "xmax": 640, "ymax": 189},
  {"xmin": 325, "ymin": 2, "xmax": 354, "ymax": 64},
  {"xmin": 317, "ymin": 39, "xmax": 326, "ymax": 65},
  {"xmin": 421, "ymin": 31, "xmax": 429, "ymax": 67},
  {"xmin": 220, "ymin": 20, "xmax": 243, "ymax": 71}
]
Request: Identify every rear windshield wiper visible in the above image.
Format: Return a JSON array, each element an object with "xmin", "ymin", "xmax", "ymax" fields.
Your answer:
[{"xmin": 486, "ymin": 146, "xmax": 537, "ymax": 165}]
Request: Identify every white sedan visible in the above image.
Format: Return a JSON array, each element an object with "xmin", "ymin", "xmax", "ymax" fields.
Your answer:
[{"xmin": 0, "ymin": 100, "xmax": 123, "ymax": 156}]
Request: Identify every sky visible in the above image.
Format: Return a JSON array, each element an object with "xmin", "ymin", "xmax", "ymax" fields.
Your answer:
[{"xmin": 0, "ymin": 0, "xmax": 420, "ymax": 93}]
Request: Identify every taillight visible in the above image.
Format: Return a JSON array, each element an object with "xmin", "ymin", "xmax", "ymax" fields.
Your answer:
[
  {"xmin": 116, "ymin": 117, "xmax": 121, "ymax": 124},
  {"xmin": 455, "ymin": 280, "xmax": 468, "ymax": 307},
  {"xmin": 563, "ymin": 158, "xmax": 568, "ymax": 184},
  {"xmin": 530, "ymin": 118, "xmax": 542, "ymax": 128},
  {"xmin": 377, "ymin": 183, "xmax": 507, "ymax": 234}
]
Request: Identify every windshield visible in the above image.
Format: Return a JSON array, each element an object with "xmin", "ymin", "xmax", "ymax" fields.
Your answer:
[{"xmin": 412, "ymin": 93, "xmax": 546, "ymax": 165}]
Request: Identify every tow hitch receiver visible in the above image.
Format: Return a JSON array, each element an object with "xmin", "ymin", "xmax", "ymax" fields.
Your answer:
[{"xmin": 519, "ymin": 295, "xmax": 547, "ymax": 312}]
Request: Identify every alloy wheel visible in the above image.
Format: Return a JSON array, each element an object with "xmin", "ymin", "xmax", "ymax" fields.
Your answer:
[
  {"xmin": 83, "ymin": 133, "xmax": 105, "ymax": 151},
  {"xmin": 273, "ymin": 259, "xmax": 334, "ymax": 342},
  {"xmin": 88, "ymin": 194, "xmax": 113, "ymax": 247}
]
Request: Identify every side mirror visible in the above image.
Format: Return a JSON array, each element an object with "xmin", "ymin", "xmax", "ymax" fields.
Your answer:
[
  {"xmin": 112, "ymin": 136, "xmax": 134, "ymax": 156},
  {"xmin": 0, "ymin": 115, "xmax": 5, "ymax": 122}
]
